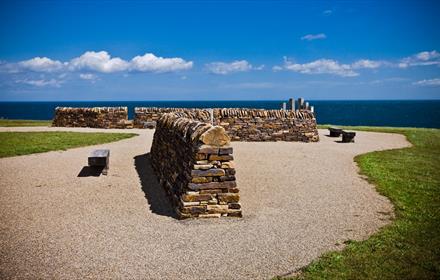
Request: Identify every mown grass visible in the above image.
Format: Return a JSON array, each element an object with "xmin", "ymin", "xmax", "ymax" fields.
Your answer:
[
  {"xmin": 0, "ymin": 119, "xmax": 52, "ymax": 127},
  {"xmin": 0, "ymin": 132, "xmax": 137, "ymax": 158},
  {"xmin": 285, "ymin": 126, "xmax": 440, "ymax": 279}
]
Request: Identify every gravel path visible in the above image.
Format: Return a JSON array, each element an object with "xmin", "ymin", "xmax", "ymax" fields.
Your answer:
[{"xmin": 0, "ymin": 127, "xmax": 410, "ymax": 279}]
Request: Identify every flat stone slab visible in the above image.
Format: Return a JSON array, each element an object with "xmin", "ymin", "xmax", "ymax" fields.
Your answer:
[
  {"xmin": 88, "ymin": 149, "xmax": 110, "ymax": 175},
  {"xmin": 342, "ymin": 131, "xmax": 356, "ymax": 143},
  {"xmin": 328, "ymin": 127, "xmax": 343, "ymax": 137}
]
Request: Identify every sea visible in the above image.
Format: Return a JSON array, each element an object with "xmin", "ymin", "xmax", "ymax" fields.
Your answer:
[{"xmin": 0, "ymin": 100, "xmax": 439, "ymax": 128}]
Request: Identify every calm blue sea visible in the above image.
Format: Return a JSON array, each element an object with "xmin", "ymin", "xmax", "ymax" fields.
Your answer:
[{"xmin": 0, "ymin": 100, "xmax": 439, "ymax": 128}]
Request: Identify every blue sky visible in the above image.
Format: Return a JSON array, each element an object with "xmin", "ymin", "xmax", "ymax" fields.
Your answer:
[{"xmin": 0, "ymin": 0, "xmax": 439, "ymax": 101}]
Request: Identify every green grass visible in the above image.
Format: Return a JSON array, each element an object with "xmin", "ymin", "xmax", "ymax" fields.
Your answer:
[
  {"xmin": 285, "ymin": 126, "xmax": 440, "ymax": 279},
  {"xmin": 0, "ymin": 131, "xmax": 137, "ymax": 158},
  {"xmin": 0, "ymin": 119, "xmax": 52, "ymax": 127}
]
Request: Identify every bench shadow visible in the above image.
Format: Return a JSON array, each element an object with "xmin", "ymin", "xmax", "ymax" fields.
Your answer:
[
  {"xmin": 134, "ymin": 153, "xmax": 177, "ymax": 219},
  {"xmin": 78, "ymin": 166, "xmax": 104, "ymax": 177}
]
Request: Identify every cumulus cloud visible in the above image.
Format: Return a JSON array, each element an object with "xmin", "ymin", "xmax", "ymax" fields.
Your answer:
[
  {"xmin": 275, "ymin": 57, "xmax": 389, "ymax": 76},
  {"xmin": 399, "ymin": 50, "xmax": 440, "ymax": 68},
  {"xmin": 351, "ymin": 59, "xmax": 382, "ymax": 69},
  {"xmin": 130, "ymin": 53, "xmax": 193, "ymax": 72},
  {"xmin": 3, "ymin": 51, "xmax": 193, "ymax": 75},
  {"xmin": 279, "ymin": 57, "xmax": 358, "ymax": 77},
  {"xmin": 18, "ymin": 57, "xmax": 65, "ymax": 72},
  {"xmin": 274, "ymin": 50, "xmax": 440, "ymax": 77},
  {"xmin": 15, "ymin": 78, "xmax": 63, "ymax": 87},
  {"xmin": 301, "ymin": 33, "xmax": 327, "ymax": 41},
  {"xmin": 412, "ymin": 78, "xmax": 440, "ymax": 86},
  {"xmin": 205, "ymin": 60, "xmax": 262, "ymax": 75},
  {"xmin": 69, "ymin": 51, "xmax": 129, "ymax": 73}
]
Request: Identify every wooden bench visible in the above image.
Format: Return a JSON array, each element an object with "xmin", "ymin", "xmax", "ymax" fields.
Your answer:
[
  {"xmin": 342, "ymin": 131, "xmax": 356, "ymax": 143},
  {"xmin": 328, "ymin": 127, "xmax": 343, "ymax": 137},
  {"xmin": 88, "ymin": 149, "xmax": 110, "ymax": 175}
]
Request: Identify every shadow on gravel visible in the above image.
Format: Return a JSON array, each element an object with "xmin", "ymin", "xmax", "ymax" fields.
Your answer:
[
  {"xmin": 78, "ymin": 166, "xmax": 104, "ymax": 177},
  {"xmin": 134, "ymin": 153, "xmax": 177, "ymax": 219}
]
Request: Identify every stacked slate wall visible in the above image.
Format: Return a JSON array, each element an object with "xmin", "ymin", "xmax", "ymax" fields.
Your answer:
[
  {"xmin": 150, "ymin": 113, "xmax": 241, "ymax": 219},
  {"xmin": 52, "ymin": 107, "xmax": 133, "ymax": 128},
  {"xmin": 213, "ymin": 108, "xmax": 318, "ymax": 142},
  {"xmin": 134, "ymin": 107, "xmax": 211, "ymax": 128},
  {"xmin": 134, "ymin": 107, "xmax": 319, "ymax": 142}
]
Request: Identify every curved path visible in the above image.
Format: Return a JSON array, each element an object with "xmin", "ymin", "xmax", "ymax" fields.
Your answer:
[{"xmin": 0, "ymin": 127, "xmax": 410, "ymax": 279}]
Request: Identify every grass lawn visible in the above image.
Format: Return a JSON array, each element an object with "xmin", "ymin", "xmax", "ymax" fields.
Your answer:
[
  {"xmin": 0, "ymin": 119, "xmax": 52, "ymax": 127},
  {"xmin": 286, "ymin": 126, "xmax": 440, "ymax": 279},
  {"xmin": 0, "ymin": 131, "xmax": 137, "ymax": 158}
]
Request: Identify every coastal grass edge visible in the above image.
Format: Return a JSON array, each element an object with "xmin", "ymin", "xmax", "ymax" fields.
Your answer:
[
  {"xmin": 281, "ymin": 125, "xmax": 440, "ymax": 279},
  {"xmin": 0, "ymin": 119, "xmax": 52, "ymax": 127},
  {"xmin": 0, "ymin": 131, "xmax": 138, "ymax": 158}
]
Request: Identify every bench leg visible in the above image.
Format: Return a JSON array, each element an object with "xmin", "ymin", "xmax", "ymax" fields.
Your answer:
[{"xmin": 102, "ymin": 157, "xmax": 109, "ymax": 175}]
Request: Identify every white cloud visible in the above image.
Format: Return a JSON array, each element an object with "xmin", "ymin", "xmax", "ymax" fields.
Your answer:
[
  {"xmin": 412, "ymin": 78, "xmax": 440, "ymax": 86},
  {"xmin": 130, "ymin": 53, "xmax": 193, "ymax": 72},
  {"xmin": 416, "ymin": 50, "xmax": 439, "ymax": 61},
  {"xmin": 18, "ymin": 57, "xmax": 65, "ymax": 72},
  {"xmin": 369, "ymin": 77, "xmax": 408, "ymax": 84},
  {"xmin": 323, "ymin": 10, "xmax": 333, "ymax": 15},
  {"xmin": 206, "ymin": 60, "xmax": 260, "ymax": 75},
  {"xmin": 221, "ymin": 82, "xmax": 274, "ymax": 89},
  {"xmin": 3, "ymin": 51, "xmax": 193, "ymax": 75},
  {"xmin": 273, "ymin": 50, "xmax": 439, "ymax": 77},
  {"xmin": 69, "ymin": 51, "xmax": 130, "ymax": 73},
  {"xmin": 280, "ymin": 58, "xmax": 358, "ymax": 77},
  {"xmin": 15, "ymin": 78, "xmax": 63, "ymax": 87},
  {"xmin": 272, "ymin": 65, "xmax": 283, "ymax": 72},
  {"xmin": 351, "ymin": 59, "xmax": 382, "ymax": 69},
  {"xmin": 275, "ymin": 57, "xmax": 389, "ymax": 76},
  {"xmin": 301, "ymin": 33, "xmax": 327, "ymax": 41},
  {"xmin": 399, "ymin": 50, "xmax": 440, "ymax": 68},
  {"xmin": 79, "ymin": 73, "xmax": 97, "ymax": 80}
]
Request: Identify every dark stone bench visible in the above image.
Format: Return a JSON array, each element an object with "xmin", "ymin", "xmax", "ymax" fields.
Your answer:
[
  {"xmin": 88, "ymin": 149, "xmax": 110, "ymax": 175},
  {"xmin": 328, "ymin": 127, "xmax": 343, "ymax": 137},
  {"xmin": 342, "ymin": 131, "xmax": 356, "ymax": 143}
]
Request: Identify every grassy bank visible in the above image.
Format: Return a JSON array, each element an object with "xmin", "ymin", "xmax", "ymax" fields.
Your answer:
[
  {"xmin": 0, "ymin": 119, "xmax": 52, "ymax": 127},
  {"xmin": 288, "ymin": 126, "xmax": 440, "ymax": 279},
  {"xmin": 0, "ymin": 132, "xmax": 137, "ymax": 158}
]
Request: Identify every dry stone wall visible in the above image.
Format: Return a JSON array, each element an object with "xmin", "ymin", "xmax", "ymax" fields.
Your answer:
[
  {"xmin": 134, "ymin": 107, "xmax": 211, "ymax": 128},
  {"xmin": 150, "ymin": 113, "xmax": 241, "ymax": 219},
  {"xmin": 52, "ymin": 107, "xmax": 133, "ymax": 128},
  {"xmin": 52, "ymin": 105, "xmax": 319, "ymax": 142},
  {"xmin": 213, "ymin": 108, "xmax": 318, "ymax": 142},
  {"xmin": 135, "ymin": 107, "xmax": 319, "ymax": 142}
]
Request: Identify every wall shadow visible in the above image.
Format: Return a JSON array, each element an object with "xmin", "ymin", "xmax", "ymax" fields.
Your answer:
[
  {"xmin": 78, "ymin": 166, "xmax": 104, "ymax": 177},
  {"xmin": 134, "ymin": 153, "xmax": 177, "ymax": 219}
]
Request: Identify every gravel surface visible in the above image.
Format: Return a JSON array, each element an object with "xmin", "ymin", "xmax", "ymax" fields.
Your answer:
[{"xmin": 0, "ymin": 127, "xmax": 410, "ymax": 279}]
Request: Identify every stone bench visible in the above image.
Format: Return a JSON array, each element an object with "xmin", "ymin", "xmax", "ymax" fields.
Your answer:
[
  {"xmin": 328, "ymin": 127, "xmax": 343, "ymax": 137},
  {"xmin": 88, "ymin": 149, "xmax": 110, "ymax": 175},
  {"xmin": 341, "ymin": 131, "xmax": 356, "ymax": 143}
]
